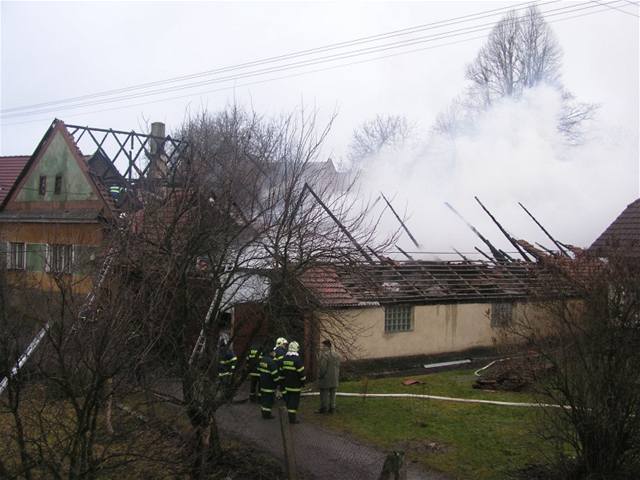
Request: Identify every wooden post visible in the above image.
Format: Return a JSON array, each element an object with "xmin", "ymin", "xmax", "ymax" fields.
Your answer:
[
  {"xmin": 278, "ymin": 406, "xmax": 297, "ymax": 480},
  {"xmin": 378, "ymin": 451, "xmax": 407, "ymax": 480}
]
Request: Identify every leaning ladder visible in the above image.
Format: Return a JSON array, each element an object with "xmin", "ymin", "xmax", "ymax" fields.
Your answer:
[
  {"xmin": 0, "ymin": 246, "xmax": 117, "ymax": 396},
  {"xmin": 188, "ymin": 297, "xmax": 217, "ymax": 365}
]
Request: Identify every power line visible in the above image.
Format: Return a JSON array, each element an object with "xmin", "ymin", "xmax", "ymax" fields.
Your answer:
[
  {"xmin": 592, "ymin": 0, "xmax": 639, "ymax": 15},
  {"xmin": 0, "ymin": 34, "xmax": 490, "ymax": 127},
  {"xmin": 1, "ymin": 0, "xmax": 557, "ymax": 115},
  {"xmin": 2, "ymin": 0, "xmax": 611, "ymax": 119},
  {"xmin": 0, "ymin": 1, "xmax": 626, "ymax": 126}
]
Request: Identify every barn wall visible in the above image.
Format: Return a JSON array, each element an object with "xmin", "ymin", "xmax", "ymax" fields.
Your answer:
[{"xmin": 320, "ymin": 301, "xmax": 550, "ymax": 360}]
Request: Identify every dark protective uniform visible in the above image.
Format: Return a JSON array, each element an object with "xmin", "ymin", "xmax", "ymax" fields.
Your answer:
[
  {"xmin": 247, "ymin": 345, "xmax": 261, "ymax": 402},
  {"xmin": 281, "ymin": 352, "xmax": 306, "ymax": 423},
  {"xmin": 218, "ymin": 346, "xmax": 237, "ymax": 386},
  {"xmin": 274, "ymin": 345, "xmax": 287, "ymax": 389},
  {"xmin": 258, "ymin": 354, "xmax": 280, "ymax": 419}
]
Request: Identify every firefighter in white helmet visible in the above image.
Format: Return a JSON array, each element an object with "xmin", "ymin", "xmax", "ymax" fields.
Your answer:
[
  {"xmin": 273, "ymin": 337, "xmax": 288, "ymax": 389},
  {"xmin": 281, "ymin": 341, "xmax": 306, "ymax": 424}
]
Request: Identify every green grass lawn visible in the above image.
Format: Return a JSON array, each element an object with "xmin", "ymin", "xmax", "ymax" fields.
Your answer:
[{"xmin": 300, "ymin": 369, "xmax": 552, "ymax": 480}]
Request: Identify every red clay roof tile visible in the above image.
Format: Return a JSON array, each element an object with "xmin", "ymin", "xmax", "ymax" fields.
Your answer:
[
  {"xmin": 590, "ymin": 198, "xmax": 640, "ymax": 257},
  {"xmin": 0, "ymin": 156, "xmax": 30, "ymax": 205}
]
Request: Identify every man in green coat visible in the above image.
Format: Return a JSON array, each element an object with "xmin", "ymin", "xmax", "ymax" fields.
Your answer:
[{"xmin": 316, "ymin": 339, "xmax": 340, "ymax": 414}]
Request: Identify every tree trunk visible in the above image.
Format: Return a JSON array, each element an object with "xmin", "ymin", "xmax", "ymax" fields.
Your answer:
[
  {"xmin": 194, "ymin": 423, "xmax": 210, "ymax": 480},
  {"xmin": 105, "ymin": 377, "xmax": 114, "ymax": 435},
  {"xmin": 208, "ymin": 417, "xmax": 222, "ymax": 460}
]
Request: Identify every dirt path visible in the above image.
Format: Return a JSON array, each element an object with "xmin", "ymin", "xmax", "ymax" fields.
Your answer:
[
  {"xmin": 157, "ymin": 379, "xmax": 445, "ymax": 480},
  {"xmin": 216, "ymin": 398, "xmax": 446, "ymax": 480}
]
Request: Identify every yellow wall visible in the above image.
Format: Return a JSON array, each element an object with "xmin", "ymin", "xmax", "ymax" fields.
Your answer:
[
  {"xmin": 1, "ymin": 222, "xmax": 102, "ymax": 294},
  {"xmin": 324, "ymin": 302, "xmax": 548, "ymax": 359},
  {"xmin": 0, "ymin": 222, "xmax": 102, "ymax": 245},
  {"xmin": 5, "ymin": 270, "xmax": 93, "ymax": 294}
]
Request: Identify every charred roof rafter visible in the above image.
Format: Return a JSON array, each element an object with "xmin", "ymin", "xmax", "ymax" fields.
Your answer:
[{"xmin": 66, "ymin": 122, "xmax": 187, "ymax": 183}]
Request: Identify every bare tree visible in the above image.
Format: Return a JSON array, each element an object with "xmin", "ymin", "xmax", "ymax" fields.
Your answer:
[
  {"xmin": 348, "ymin": 114, "xmax": 412, "ymax": 165},
  {"xmin": 1, "ymin": 106, "xmax": 394, "ymax": 479},
  {"xmin": 128, "ymin": 105, "xmax": 393, "ymax": 478},
  {"xmin": 516, "ymin": 251, "xmax": 640, "ymax": 478},
  {"xmin": 436, "ymin": 6, "xmax": 596, "ymax": 143},
  {"xmin": 0, "ymin": 233, "xmax": 183, "ymax": 479}
]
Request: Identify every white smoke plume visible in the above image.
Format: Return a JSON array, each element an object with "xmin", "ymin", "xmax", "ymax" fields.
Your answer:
[{"xmin": 356, "ymin": 84, "xmax": 638, "ymax": 260}]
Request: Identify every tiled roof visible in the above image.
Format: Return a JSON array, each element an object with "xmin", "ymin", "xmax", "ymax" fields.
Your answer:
[
  {"xmin": 0, "ymin": 156, "xmax": 30, "ymax": 205},
  {"xmin": 590, "ymin": 199, "xmax": 640, "ymax": 257},
  {"xmin": 301, "ymin": 260, "xmax": 575, "ymax": 307},
  {"xmin": 301, "ymin": 266, "xmax": 378, "ymax": 307}
]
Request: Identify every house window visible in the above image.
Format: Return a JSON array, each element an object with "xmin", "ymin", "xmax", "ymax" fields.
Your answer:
[
  {"xmin": 384, "ymin": 305, "xmax": 413, "ymax": 332},
  {"xmin": 54, "ymin": 175, "xmax": 62, "ymax": 195},
  {"xmin": 38, "ymin": 176, "xmax": 47, "ymax": 196},
  {"xmin": 8, "ymin": 242, "xmax": 26, "ymax": 270},
  {"xmin": 491, "ymin": 303, "xmax": 513, "ymax": 328},
  {"xmin": 48, "ymin": 244, "xmax": 73, "ymax": 274}
]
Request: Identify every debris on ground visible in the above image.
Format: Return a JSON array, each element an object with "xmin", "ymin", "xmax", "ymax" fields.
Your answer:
[
  {"xmin": 398, "ymin": 439, "xmax": 448, "ymax": 455},
  {"xmin": 473, "ymin": 354, "xmax": 553, "ymax": 392},
  {"xmin": 402, "ymin": 378, "xmax": 424, "ymax": 386}
]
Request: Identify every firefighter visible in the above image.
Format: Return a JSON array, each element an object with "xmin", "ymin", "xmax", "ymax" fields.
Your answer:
[
  {"xmin": 258, "ymin": 348, "xmax": 280, "ymax": 419},
  {"xmin": 274, "ymin": 337, "xmax": 288, "ymax": 366},
  {"xmin": 247, "ymin": 340, "xmax": 262, "ymax": 402},
  {"xmin": 273, "ymin": 337, "xmax": 288, "ymax": 389},
  {"xmin": 218, "ymin": 337, "xmax": 237, "ymax": 387},
  {"xmin": 281, "ymin": 341, "xmax": 306, "ymax": 424}
]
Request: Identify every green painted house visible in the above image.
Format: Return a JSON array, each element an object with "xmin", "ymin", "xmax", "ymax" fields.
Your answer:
[{"xmin": 0, "ymin": 120, "xmax": 117, "ymax": 292}]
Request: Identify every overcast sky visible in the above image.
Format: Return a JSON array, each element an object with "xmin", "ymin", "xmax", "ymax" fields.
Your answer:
[{"xmin": 1, "ymin": 0, "xmax": 638, "ymax": 251}]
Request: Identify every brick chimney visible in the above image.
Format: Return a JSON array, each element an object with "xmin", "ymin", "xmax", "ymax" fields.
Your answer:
[{"xmin": 148, "ymin": 121, "xmax": 168, "ymax": 179}]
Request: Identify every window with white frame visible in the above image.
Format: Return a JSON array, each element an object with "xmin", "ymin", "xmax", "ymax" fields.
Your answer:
[
  {"xmin": 384, "ymin": 305, "xmax": 413, "ymax": 332},
  {"xmin": 47, "ymin": 244, "xmax": 73, "ymax": 274},
  {"xmin": 8, "ymin": 242, "xmax": 26, "ymax": 270}
]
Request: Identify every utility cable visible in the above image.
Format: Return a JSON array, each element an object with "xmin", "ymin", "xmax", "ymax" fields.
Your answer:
[
  {"xmin": 1, "ymin": 0, "xmax": 557, "ymax": 115},
  {"xmin": 0, "ymin": 1, "xmax": 610, "ymax": 118},
  {"xmin": 0, "ymin": 1, "xmax": 625, "ymax": 126},
  {"xmin": 592, "ymin": 0, "xmax": 639, "ymax": 15}
]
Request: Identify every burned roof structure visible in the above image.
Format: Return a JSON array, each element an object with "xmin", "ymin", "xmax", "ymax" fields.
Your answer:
[
  {"xmin": 65, "ymin": 121, "xmax": 186, "ymax": 183},
  {"xmin": 302, "ymin": 259, "xmax": 576, "ymax": 308}
]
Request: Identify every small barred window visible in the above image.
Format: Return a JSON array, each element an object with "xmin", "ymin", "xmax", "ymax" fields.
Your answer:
[
  {"xmin": 384, "ymin": 305, "xmax": 413, "ymax": 332},
  {"xmin": 491, "ymin": 303, "xmax": 513, "ymax": 328}
]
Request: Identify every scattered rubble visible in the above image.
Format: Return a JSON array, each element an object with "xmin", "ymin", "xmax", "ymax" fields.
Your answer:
[{"xmin": 473, "ymin": 354, "xmax": 553, "ymax": 391}]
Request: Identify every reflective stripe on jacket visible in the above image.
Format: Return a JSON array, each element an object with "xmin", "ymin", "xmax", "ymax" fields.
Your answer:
[
  {"xmin": 258, "ymin": 355, "xmax": 280, "ymax": 391},
  {"xmin": 248, "ymin": 347, "xmax": 261, "ymax": 377},
  {"xmin": 281, "ymin": 352, "xmax": 306, "ymax": 392},
  {"xmin": 218, "ymin": 349, "xmax": 237, "ymax": 377}
]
